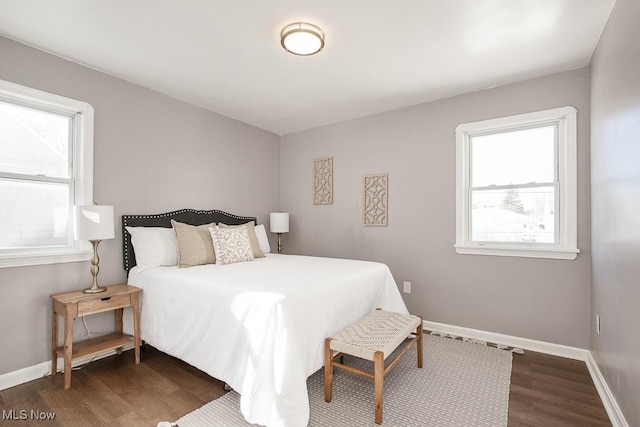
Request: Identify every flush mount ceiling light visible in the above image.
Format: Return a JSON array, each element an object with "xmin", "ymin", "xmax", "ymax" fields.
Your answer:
[{"xmin": 280, "ymin": 22, "xmax": 325, "ymax": 56}]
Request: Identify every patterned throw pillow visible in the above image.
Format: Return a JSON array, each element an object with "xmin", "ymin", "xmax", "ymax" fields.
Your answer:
[
  {"xmin": 209, "ymin": 226, "xmax": 255, "ymax": 265},
  {"xmin": 219, "ymin": 222, "xmax": 265, "ymax": 258}
]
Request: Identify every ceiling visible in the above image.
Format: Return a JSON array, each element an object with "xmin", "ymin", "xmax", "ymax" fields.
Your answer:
[{"xmin": 0, "ymin": 1, "xmax": 615, "ymax": 135}]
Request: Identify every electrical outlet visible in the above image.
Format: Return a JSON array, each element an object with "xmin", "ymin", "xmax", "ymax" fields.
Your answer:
[
  {"xmin": 403, "ymin": 281, "xmax": 411, "ymax": 294},
  {"xmin": 596, "ymin": 314, "xmax": 601, "ymax": 335}
]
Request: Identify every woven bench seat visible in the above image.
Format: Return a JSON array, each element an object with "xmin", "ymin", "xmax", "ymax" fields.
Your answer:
[{"xmin": 324, "ymin": 309, "xmax": 423, "ymax": 424}]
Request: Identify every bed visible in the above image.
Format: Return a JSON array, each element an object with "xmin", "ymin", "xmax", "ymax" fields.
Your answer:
[{"xmin": 122, "ymin": 209, "xmax": 408, "ymax": 427}]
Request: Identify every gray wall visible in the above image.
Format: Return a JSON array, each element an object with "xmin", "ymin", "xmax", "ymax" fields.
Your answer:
[
  {"xmin": 590, "ymin": 0, "xmax": 640, "ymax": 424},
  {"xmin": 281, "ymin": 68, "xmax": 591, "ymax": 348},
  {"xmin": 0, "ymin": 36, "xmax": 280, "ymax": 375}
]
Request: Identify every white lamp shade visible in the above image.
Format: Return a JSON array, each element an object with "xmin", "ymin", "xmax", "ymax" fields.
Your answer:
[
  {"xmin": 75, "ymin": 205, "xmax": 115, "ymax": 240},
  {"xmin": 270, "ymin": 212, "xmax": 290, "ymax": 233}
]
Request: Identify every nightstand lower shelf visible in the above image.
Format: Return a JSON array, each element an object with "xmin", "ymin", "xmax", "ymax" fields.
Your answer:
[{"xmin": 55, "ymin": 333, "xmax": 133, "ymax": 361}]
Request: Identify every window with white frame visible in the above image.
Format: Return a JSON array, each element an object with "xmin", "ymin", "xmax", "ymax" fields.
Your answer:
[
  {"xmin": 0, "ymin": 79, "xmax": 94, "ymax": 268},
  {"xmin": 455, "ymin": 106, "xmax": 579, "ymax": 260}
]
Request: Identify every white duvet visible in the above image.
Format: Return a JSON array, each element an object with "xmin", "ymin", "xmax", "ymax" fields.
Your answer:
[{"xmin": 125, "ymin": 254, "xmax": 408, "ymax": 427}]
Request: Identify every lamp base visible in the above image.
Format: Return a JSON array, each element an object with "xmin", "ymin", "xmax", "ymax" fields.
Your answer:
[
  {"xmin": 83, "ymin": 285, "xmax": 107, "ymax": 294},
  {"xmin": 84, "ymin": 240, "xmax": 107, "ymax": 293}
]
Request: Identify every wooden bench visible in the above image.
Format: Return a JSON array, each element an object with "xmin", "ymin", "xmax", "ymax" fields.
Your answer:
[{"xmin": 324, "ymin": 309, "xmax": 423, "ymax": 424}]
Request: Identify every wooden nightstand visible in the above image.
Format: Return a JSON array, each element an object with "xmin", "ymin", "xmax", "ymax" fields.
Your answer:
[{"xmin": 50, "ymin": 284, "xmax": 142, "ymax": 389}]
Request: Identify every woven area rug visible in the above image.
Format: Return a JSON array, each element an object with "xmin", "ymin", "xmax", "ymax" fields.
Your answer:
[{"xmin": 175, "ymin": 334, "xmax": 513, "ymax": 427}]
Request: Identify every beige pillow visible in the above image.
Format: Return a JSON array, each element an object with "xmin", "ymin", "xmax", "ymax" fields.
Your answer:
[
  {"xmin": 209, "ymin": 226, "xmax": 254, "ymax": 265},
  {"xmin": 219, "ymin": 222, "xmax": 265, "ymax": 258},
  {"xmin": 171, "ymin": 220, "xmax": 216, "ymax": 267}
]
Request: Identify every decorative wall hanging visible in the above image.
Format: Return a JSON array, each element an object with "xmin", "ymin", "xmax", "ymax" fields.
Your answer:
[
  {"xmin": 313, "ymin": 157, "xmax": 333, "ymax": 205},
  {"xmin": 363, "ymin": 173, "xmax": 388, "ymax": 226}
]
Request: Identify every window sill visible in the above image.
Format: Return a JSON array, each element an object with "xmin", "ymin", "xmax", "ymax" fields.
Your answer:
[
  {"xmin": 454, "ymin": 244, "xmax": 579, "ymax": 260},
  {"xmin": 0, "ymin": 248, "xmax": 92, "ymax": 268}
]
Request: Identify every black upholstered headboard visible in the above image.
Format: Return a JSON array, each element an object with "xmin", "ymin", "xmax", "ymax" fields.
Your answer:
[{"xmin": 122, "ymin": 209, "xmax": 257, "ymax": 272}]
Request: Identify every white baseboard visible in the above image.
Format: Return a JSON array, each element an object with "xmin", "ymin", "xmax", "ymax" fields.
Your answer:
[
  {"xmin": 423, "ymin": 320, "xmax": 590, "ymax": 360},
  {"xmin": 423, "ymin": 320, "xmax": 629, "ymax": 427},
  {"xmin": 0, "ymin": 343, "xmax": 134, "ymax": 392},
  {"xmin": 585, "ymin": 351, "xmax": 630, "ymax": 427}
]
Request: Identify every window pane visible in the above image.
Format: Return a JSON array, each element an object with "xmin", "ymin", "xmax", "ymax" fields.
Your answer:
[
  {"xmin": 471, "ymin": 125, "xmax": 556, "ymax": 187},
  {"xmin": 471, "ymin": 186, "xmax": 555, "ymax": 243},
  {"xmin": 0, "ymin": 101, "xmax": 71, "ymax": 178},
  {"xmin": 0, "ymin": 179, "xmax": 71, "ymax": 249}
]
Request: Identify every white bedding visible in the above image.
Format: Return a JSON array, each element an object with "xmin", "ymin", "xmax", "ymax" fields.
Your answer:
[{"xmin": 125, "ymin": 253, "xmax": 408, "ymax": 427}]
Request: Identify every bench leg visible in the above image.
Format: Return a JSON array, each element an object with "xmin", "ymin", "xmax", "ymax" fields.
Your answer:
[
  {"xmin": 417, "ymin": 317, "xmax": 423, "ymax": 368},
  {"xmin": 374, "ymin": 351, "xmax": 384, "ymax": 424},
  {"xmin": 324, "ymin": 338, "xmax": 333, "ymax": 403}
]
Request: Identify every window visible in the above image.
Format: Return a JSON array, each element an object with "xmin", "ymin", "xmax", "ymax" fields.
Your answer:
[
  {"xmin": 0, "ymin": 79, "xmax": 94, "ymax": 267},
  {"xmin": 455, "ymin": 106, "xmax": 579, "ymax": 260}
]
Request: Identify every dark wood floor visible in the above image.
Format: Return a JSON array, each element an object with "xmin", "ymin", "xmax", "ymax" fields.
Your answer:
[
  {"xmin": 0, "ymin": 344, "xmax": 611, "ymax": 426},
  {"xmin": 508, "ymin": 348, "xmax": 611, "ymax": 426}
]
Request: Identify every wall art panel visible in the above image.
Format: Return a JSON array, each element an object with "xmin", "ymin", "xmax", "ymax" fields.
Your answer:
[
  {"xmin": 313, "ymin": 157, "xmax": 333, "ymax": 205},
  {"xmin": 363, "ymin": 173, "xmax": 388, "ymax": 226}
]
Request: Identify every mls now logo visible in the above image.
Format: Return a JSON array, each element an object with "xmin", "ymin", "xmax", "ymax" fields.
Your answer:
[{"xmin": 2, "ymin": 410, "xmax": 56, "ymax": 420}]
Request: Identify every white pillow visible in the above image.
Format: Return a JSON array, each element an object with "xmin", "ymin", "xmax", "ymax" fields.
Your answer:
[
  {"xmin": 209, "ymin": 226, "xmax": 254, "ymax": 265},
  {"xmin": 126, "ymin": 226, "xmax": 178, "ymax": 267},
  {"xmin": 254, "ymin": 224, "xmax": 270, "ymax": 254}
]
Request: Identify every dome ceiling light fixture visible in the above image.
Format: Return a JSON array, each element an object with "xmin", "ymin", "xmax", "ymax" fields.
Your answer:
[{"xmin": 280, "ymin": 22, "xmax": 325, "ymax": 56}]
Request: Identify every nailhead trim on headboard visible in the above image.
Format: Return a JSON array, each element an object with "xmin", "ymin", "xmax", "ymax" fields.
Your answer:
[{"xmin": 122, "ymin": 209, "xmax": 257, "ymax": 272}]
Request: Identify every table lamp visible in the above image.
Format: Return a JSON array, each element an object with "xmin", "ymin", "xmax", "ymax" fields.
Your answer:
[
  {"xmin": 269, "ymin": 212, "xmax": 289, "ymax": 254},
  {"xmin": 75, "ymin": 205, "xmax": 115, "ymax": 293}
]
